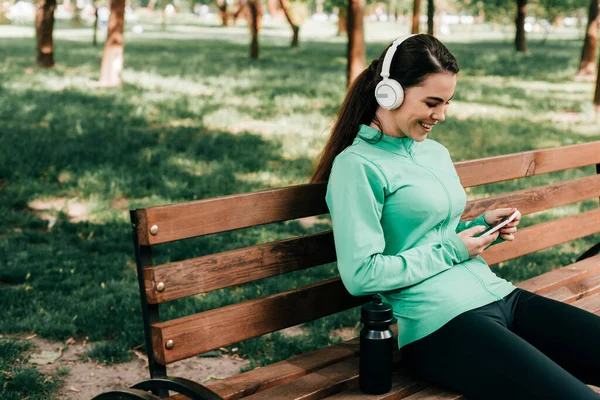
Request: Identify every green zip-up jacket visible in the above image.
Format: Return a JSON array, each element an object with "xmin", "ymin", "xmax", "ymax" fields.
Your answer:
[{"xmin": 325, "ymin": 124, "xmax": 517, "ymax": 349}]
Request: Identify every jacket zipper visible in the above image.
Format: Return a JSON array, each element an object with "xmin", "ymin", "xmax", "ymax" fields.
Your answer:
[
  {"xmin": 407, "ymin": 151, "xmax": 451, "ymax": 241},
  {"xmin": 407, "ymin": 149, "xmax": 502, "ymax": 301}
]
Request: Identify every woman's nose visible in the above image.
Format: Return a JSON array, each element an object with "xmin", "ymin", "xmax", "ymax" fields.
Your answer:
[{"xmin": 432, "ymin": 108, "xmax": 445, "ymax": 122}]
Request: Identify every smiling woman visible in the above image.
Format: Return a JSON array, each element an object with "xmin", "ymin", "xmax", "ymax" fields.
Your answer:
[{"xmin": 310, "ymin": 33, "xmax": 600, "ymax": 400}]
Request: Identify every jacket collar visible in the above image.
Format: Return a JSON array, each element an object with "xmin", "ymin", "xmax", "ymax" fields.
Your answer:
[{"xmin": 357, "ymin": 124, "xmax": 421, "ymax": 155}]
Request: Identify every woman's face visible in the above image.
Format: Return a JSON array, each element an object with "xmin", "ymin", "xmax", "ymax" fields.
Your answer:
[{"xmin": 393, "ymin": 72, "xmax": 456, "ymax": 142}]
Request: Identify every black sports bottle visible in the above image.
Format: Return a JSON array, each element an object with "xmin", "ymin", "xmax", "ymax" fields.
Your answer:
[{"xmin": 359, "ymin": 294, "xmax": 394, "ymax": 394}]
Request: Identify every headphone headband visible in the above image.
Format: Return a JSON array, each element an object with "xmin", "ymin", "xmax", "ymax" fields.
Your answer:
[{"xmin": 380, "ymin": 34, "xmax": 415, "ymax": 79}]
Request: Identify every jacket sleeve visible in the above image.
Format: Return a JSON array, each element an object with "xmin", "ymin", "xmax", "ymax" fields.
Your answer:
[
  {"xmin": 456, "ymin": 213, "xmax": 489, "ymax": 234},
  {"xmin": 456, "ymin": 213, "xmax": 505, "ymax": 248},
  {"xmin": 325, "ymin": 152, "xmax": 470, "ymax": 297}
]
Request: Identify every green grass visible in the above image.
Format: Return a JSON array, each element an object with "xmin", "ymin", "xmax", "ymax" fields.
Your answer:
[
  {"xmin": 0, "ymin": 16, "xmax": 599, "ymax": 388},
  {"xmin": 0, "ymin": 339, "xmax": 63, "ymax": 399}
]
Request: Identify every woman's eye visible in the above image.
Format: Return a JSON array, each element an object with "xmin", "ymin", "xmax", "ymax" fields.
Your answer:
[{"xmin": 426, "ymin": 103, "xmax": 437, "ymax": 108}]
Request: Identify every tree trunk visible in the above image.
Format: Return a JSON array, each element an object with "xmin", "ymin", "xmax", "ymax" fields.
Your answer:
[
  {"xmin": 412, "ymin": 0, "xmax": 420, "ymax": 34},
  {"xmin": 93, "ymin": 4, "xmax": 98, "ymax": 46},
  {"xmin": 594, "ymin": 54, "xmax": 600, "ymax": 111},
  {"xmin": 267, "ymin": 0, "xmax": 278, "ymax": 17},
  {"xmin": 99, "ymin": 0, "xmax": 125, "ymax": 87},
  {"xmin": 278, "ymin": 0, "xmax": 299, "ymax": 46},
  {"xmin": 248, "ymin": 0, "xmax": 259, "ymax": 59},
  {"xmin": 35, "ymin": 0, "xmax": 57, "ymax": 68},
  {"xmin": 515, "ymin": 0, "xmax": 527, "ymax": 52},
  {"xmin": 338, "ymin": 7, "xmax": 347, "ymax": 35},
  {"xmin": 347, "ymin": 0, "xmax": 365, "ymax": 87},
  {"xmin": 217, "ymin": 0, "xmax": 229, "ymax": 26},
  {"xmin": 427, "ymin": 0, "xmax": 434, "ymax": 35},
  {"xmin": 577, "ymin": 0, "xmax": 599, "ymax": 77},
  {"xmin": 233, "ymin": 0, "xmax": 246, "ymax": 23}
]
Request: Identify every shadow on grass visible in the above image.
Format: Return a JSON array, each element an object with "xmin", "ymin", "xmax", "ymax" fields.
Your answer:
[{"xmin": 0, "ymin": 80, "xmax": 325, "ymax": 364}]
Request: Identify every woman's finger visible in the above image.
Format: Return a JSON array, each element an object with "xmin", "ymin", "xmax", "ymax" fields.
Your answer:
[
  {"xmin": 500, "ymin": 233, "xmax": 515, "ymax": 241},
  {"xmin": 500, "ymin": 227, "xmax": 517, "ymax": 234}
]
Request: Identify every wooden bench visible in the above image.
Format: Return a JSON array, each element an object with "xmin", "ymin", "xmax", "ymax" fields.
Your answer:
[{"xmin": 94, "ymin": 141, "xmax": 600, "ymax": 400}]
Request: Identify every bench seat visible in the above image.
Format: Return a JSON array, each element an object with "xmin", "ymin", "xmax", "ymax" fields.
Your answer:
[{"xmin": 166, "ymin": 254, "xmax": 600, "ymax": 400}]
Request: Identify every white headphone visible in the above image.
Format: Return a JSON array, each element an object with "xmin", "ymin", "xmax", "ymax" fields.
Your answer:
[{"xmin": 375, "ymin": 34, "xmax": 415, "ymax": 110}]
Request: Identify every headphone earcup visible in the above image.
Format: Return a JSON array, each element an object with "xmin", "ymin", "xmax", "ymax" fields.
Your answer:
[{"xmin": 375, "ymin": 78, "xmax": 404, "ymax": 110}]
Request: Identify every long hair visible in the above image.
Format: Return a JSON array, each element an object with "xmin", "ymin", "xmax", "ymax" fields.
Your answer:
[{"xmin": 310, "ymin": 34, "xmax": 460, "ymax": 183}]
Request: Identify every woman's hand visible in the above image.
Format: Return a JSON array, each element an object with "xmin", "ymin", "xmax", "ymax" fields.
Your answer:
[
  {"xmin": 484, "ymin": 208, "xmax": 521, "ymax": 242},
  {"xmin": 457, "ymin": 226, "xmax": 500, "ymax": 258}
]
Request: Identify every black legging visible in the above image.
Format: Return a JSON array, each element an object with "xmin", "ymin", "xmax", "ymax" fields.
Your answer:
[{"xmin": 401, "ymin": 288, "xmax": 600, "ymax": 399}]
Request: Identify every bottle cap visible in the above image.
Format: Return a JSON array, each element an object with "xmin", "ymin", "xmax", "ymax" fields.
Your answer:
[{"xmin": 361, "ymin": 294, "xmax": 393, "ymax": 325}]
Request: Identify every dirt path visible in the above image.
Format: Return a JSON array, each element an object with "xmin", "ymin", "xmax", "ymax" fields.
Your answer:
[{"xmin": 22, "ymin": 336, "xmax": 249, "ymax": 399}]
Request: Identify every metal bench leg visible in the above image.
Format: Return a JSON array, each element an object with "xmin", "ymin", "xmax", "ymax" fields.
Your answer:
[
  {"xmin": 132, "ymin": 376, "xmax": 224, "ymax": 400},
  {"xmin": 91, "ymin": 388, "xmax": 162, "ymax": 400}
]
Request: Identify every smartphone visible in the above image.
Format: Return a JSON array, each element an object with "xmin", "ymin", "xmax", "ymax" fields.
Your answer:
[{"xmin": 480, "ymin": 210, "xmax": 520, "ymax": 237}]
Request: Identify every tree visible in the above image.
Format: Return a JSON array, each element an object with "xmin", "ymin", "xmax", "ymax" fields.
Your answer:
[
  {"xmin": 594, "ymin": 57, "xmax": 600, "ymax": 111},
  {"xmin": 515, "ymin": 0, "xmax": 527, "ymax": 52},
  {"xmin": 35, "ymin": 0, "xmax": 57, "ymax": 67},
  {"xmin": 93, "ymin": 0, "xmax": 99, "ymax": 46},
  {"xmin": 577, "ymin": 0, "xmax": 599, "ymax": 76},
  {"xmin": 248, "ymin": 0, "xmax": 260, "ymax": 59},
  {"xmin": 99, "ymin": 0, "xmax": 125, "ymax": 86},
  {"xmin": 427, "ymin": 0, "xmax": 434, "ymax": 35},
  {"xmin": 278, "ymin": 0, "xmax": 300, "ymax": 46},
  {"xmin": 412, "ymin": 0, "xmax": 421, "ymax": 34},
  {"xmin": 347, "ymin": 0, "xmax": 365, "ymax": 86},
  {"xmin": 217, "ymin": 0, "xmax": 230, "ymax": 26}
]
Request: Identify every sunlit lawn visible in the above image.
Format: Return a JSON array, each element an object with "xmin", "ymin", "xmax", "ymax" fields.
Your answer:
[{"xmin": 1, "ymin": 15, "xmax": 599, "ymax": 398}]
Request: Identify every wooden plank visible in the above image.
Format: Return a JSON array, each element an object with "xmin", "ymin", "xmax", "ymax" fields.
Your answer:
[
  {"xmin": 455, "ymin": 141, "xmax": 600, "ymax": 188},
  {"xmin": 401, "ymin": 387, "xmax": 464, "ymax": 400},
  {"xmin": 482, "ymin": 208, "xmax": 600, "ymax": 266},
  {"xmin": 241, "ymin": 357, "xmax": 361, "ymax": 400},
  {"xmin": 151, "ymin": 278, "xmax": 369, "ymax": 364},
  {"xmin": 570, "ymin": 291, "xmax": 600, "ymax": 314},
  {"xmin": 514, "ymin": 255, "xmax": 600, "ymax": 296},
  {"xmin": 205, "ymin": 338, "xmax": 360, "ymax": 400},
  {"xmin": 135, "ymin": 183, "xmax": 328, "ymax": 245},
  {"xmin": 461, "ymin": 174, "xmax": 600, "ymax": 221},
  {"xmin": 242, "ymin": 362, "xmax": 424, "ymax": 400},
  {"xmin": 168, "ymin": 338, "xmax": 361, "ymax": 400},
  {"xmin": 144, "ymin": 232, "xmax": 335, "ymax": 304},
  {"xmin": 325, "ymin": 369, "xmax": 427, "ymax": 400},
  {"xmin": 541, "ymin": 274, "xmax": 600, "ymax": 303}
]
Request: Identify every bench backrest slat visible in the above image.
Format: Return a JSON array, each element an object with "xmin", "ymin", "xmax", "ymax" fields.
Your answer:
[
  {"xmin": 483, "ymin": 207, "xmax": 600, "ymax": 265},
  {"xmin": 150, "ymin": 278, "xmax": 367, "ymax": 364},
  {"xmin": 455, "ymin": 141, "xmax": 600, "ymax": 187},
  {"xmin": 136, "ymin": 142, "xmax": 600, "ymax": 246},
  {"xmin": 144, "ymin": 232, "xmax": 335, "ymax": 304},
  {"xmin": 462, "ymin": 174, "xmax": 600, "ymax": 220},
  {"xmin": 137, "ymin": 184, "xmax": 328, "ymax": 245}
]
